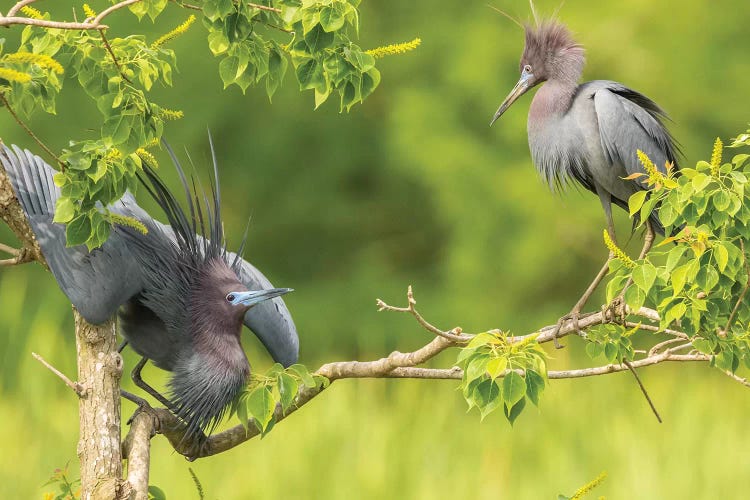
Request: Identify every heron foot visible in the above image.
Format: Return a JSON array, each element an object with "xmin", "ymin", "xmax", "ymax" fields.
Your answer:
[
  {"xmin": 551, "ymin": 308, "xmax": 597, "ymax": 348},
  {"xmin": 121, "ymin": 389, "xmax": 156, "ymax": 425}
]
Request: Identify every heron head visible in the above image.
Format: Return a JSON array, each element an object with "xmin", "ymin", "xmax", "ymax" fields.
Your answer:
[{"xmin": 490, "ymin": 20, "xmax": 584, "ymax": 126}]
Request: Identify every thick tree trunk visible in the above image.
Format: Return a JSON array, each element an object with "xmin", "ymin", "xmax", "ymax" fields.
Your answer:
[{"xmin": 74, "ymin": 311, "xmax": 123, "ymax": 500}]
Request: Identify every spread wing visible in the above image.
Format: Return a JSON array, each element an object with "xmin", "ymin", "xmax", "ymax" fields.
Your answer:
[{"xmin": 0, "ymin": 145, "xmax": 145, "ymax": 324}]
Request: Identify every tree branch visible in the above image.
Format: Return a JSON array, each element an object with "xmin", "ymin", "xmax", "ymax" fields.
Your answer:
[
  {"xmin": 31, "ymin": 351, "xmax": 85, "ymax": 396},
  {"xmin": 0, "ymin": 0, "xmax": 142, "ymax": 30},
  {"xmin": 122, "ymin": 410, "xmax": 157, "ymax": 500}
]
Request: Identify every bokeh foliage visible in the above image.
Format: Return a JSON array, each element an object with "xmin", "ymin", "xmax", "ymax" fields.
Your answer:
[{"xmin": 1, "ymin": 0, "xmax": 749, "ymax": 498}]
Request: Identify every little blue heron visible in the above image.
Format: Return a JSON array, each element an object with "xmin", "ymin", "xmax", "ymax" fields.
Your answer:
[
  {"xmin": 1, "ymin": 139, "xmax": 298, "ymax": 445},
  {"xmin": 489, "ymin": 15, "xmax": 680, "ymax": 341}
]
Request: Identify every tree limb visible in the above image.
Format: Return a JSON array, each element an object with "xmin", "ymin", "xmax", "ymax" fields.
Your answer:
[{"xmin": 0, "ymin": 0, "xmax": 142, "ymax": 30}]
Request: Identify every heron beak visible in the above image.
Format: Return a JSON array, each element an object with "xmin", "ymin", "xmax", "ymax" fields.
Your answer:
[
  {"xmin": 490, "ymin": 73, "xmax": 533, "ymax": 126},
  {"xmin": 235, "ymin": 288, "xmax": 294, "ymax": 307}
]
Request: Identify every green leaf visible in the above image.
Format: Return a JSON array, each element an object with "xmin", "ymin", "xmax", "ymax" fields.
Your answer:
[
  {"xmin": 695, "ymin": 264, "xmax": 719, "ymax": 292},
  {"xmin": 319, "ymin": 3, "xmax": 346, "ymax": 32},
  {"xmin": 208, "ymin": 31, "xmax": 230, "ymax": 55},
  {"xmin": 266, "ymin": 45, "xmax": 288, "ymax": 100},
  {"xmin": 486, "ymin": 357, "xmax": 508, "ymax": 379},
  {"xmin": 624, "ymin": 285, "xmax": 646, "ymax": 311},
  {"xmin": 296, "ymin": 58, "xmax": 325, "ymax": 92},
  {"xmin": 692, "ymin": 338, "xmax": 713, "ymax": 355},
  {"xmin": 246, "ymin": 386, "xmax": 276, "ymax": 433},
  {"xmin": 465, "ymin": 354, "xmax": 490, "ymax": 384},
  {"xmin": 665, "ymin": 245, "xmax": 687, "ymax": 273},
  {"xmin": 219, "ymin": 54, "xmax": 241, "ymax": 87},
  {"xmin": 628, "ymin": 190, "xmax": 648, "ymax": 216},
  {"xmin": 585, "ymin": 342, "xmax": 604, "ymax": 360},
  {"xmin": 604, "ymin": 342, "xmax": 619, "ymax": 363},
  {"xmin": 713, "ymin": 190, "xmax": 730, "ymax": 211},
  {"xmin": 632, "ymin": 262, "xmax": 657, "ymax": 294},
  {"xmin": 671, "ymin": 262, "xmax": 691, "ymax": 296},
  {"xmin": 466, "ymin": 332, "xmax": 500, "ymax": 349},
  {"xmin": 66, "ymin": 213, "xmax": 93, "ymax": 247},
  {"xmin": 148, "ymin": 485, "xmax": 167, "ymax": 500},
  {"xmin": 474, "ymin": 379, "xmax": 501, "ymax": 419},
  {"xmin": 305, "ymin": 24, "xmax": 335, "ymax": 53},
  {"xmin": 525, "ymin": 369, "xmax": 545, "ymax": 407},
  {"xmin": 288, "ymin": 364, "xmax": 317, "ymax": 388},
  {"xmin": 501, "ymin": 371, "xmax": 526, "ymax": 407},
  {"xmin": 714, "ymin": 244, "xmax": 729, "ymax": 274},
  {"xmin": 503, "ymin": 397, "xmax": 526, "ymax": 425},
  {"xmin": 277, "ymin": 372, "xmax": 298, "ymax": 412},
  {"xmin": 53, "ymin": 197, "xmax": 75, "ymax": 224}
]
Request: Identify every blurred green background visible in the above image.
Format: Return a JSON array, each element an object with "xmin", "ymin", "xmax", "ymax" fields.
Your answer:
[{"xmin": 1, "ymin": 0, "xmax": 749, "ymax": 498}]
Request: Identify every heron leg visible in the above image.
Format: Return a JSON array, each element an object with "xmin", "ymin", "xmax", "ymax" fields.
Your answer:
[
  {"xmin": 551, "ymin": 197, "xmax": 617, "ymax": 348},
  {"xmin": 131, "ymin": 357, "xmax": 173, "ymax": 409},
  {"xmin": 117, "ymin": 340, "xmax": 129, "ymax": 353},
  {"xmin": 120, "ymin": 389, "xmax": 157, "ymax": 425}
]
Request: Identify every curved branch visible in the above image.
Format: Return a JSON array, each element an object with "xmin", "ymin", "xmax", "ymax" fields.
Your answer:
[{"xmin": 0, "ymin": 0, "xmax": 142, "ymax": 30}]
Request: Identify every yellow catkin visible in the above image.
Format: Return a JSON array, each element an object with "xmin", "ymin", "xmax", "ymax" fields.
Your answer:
[
  {"xmin": 570, "ymin": 472, "xmax": 607, "ymax": 500},
  {"xmin": 82, "ymin": 3, "xmax": 97, "ymax": 18},
  {"xmin": 157, "ymin": 108, "xmax": 184, "ymax": 121},
  {"xmin": 20, "ymin": 5, "xmax": 43, "ymax": 19},
  {"xmin": 151, "ymin": 15, "xmax": 196, "ymax": 49},
  {"xmin": 603, "ymin": 230, "xmax": 636, "ymax": 269},
  {"xmin": 0, "ymin": 67, "xmax": 32, "ymax": 83},
  {"xmin": 710, "ymin": 137, "xmax": 723, "ymax": 177},
  {"xmin": 366, "ymin": 37, "xmax": 421, "ymax": 59},
  {"xmin": 4, "ymin": 52, "xmax": 64, "ymax": 74},
  {"xmin": 636, "ymin": 150, "xmax": 665, "ymax": 184},
  {"xmin": 108, "ymin": 212, "xmax": 148, "ymax": 234},
  {"xmin": 136, "ymin": 148, "xmax": 158, "ymax": 168}
]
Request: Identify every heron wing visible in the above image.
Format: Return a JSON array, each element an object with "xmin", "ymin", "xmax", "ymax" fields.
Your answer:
[
  {"xmin": 593, "ymin": 82, "xmax": 680, "ymax": 179},
  {"xmin": 1, "ymin": 145, "xmax": 145, "ymax": 324}
]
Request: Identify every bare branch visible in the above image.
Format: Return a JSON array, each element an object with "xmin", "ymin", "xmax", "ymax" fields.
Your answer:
[
  {"xmin": 377, "ymin": 285, "xmax": 468, "ymax": 342},
  {"xmin": 5, "ymin": 0, "xmax": 38, "ymax": 17},
  {"xmin": 0, "ymin": 94, "xmax": 63, "ymax": 169},
  {"xmin": 122, "ymin": 410, "xmax": 157, "ymax": 500},
  {"xmin": 31, "ymin": 352, "xmax": 85, "ymax": 396},
  {"xmin": 0, "ymin": 0, "xmax": 142, "ymax": 30},
  {"xmin": 724, "ymin": 370, "xmax": 750, "ymax": 388}
]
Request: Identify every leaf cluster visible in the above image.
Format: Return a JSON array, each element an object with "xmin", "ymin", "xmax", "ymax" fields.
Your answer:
[
  {"xmin": 601, "ymin": 132, "xmax": 750, "ymax": 373},
  {"xmin": 456, "ymin": 331, "xmax": 547, "ymax": 424},
  {"xmin": 232, "ymin": 363, "xmax": 328, "ymax": 434}
]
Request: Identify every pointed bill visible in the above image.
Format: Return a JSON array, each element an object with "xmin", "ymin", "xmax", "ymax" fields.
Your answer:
[{"xmin": 490, "ymin": 73, "xmax": 533, "ymax": 126}]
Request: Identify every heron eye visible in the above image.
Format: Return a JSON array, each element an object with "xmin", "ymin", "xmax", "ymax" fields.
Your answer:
[
  {"xmin": 523, "ymin": 64, "xmax": 532, "ymax": 74},
  {"xmin": 226, "ymin": 293, "xmax": 236, "ymax": 303}
]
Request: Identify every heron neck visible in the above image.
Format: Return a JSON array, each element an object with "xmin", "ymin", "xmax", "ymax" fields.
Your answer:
[{"xmin": 528, "ymin": 79, "xmax": 578, "ymax": 127}]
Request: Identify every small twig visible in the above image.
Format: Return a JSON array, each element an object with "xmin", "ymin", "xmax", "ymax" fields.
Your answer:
[
  {"xmin": 0, "ymin": 242, "xmax": 20, "ymax": 256},
  {"xmin": 377, "ymin": 286, "xmax": 468, "ymax": 343},
  {"xmin": 99, "ymin": 30, "xmax": 133, "ymax": 84},
  {"xmin": 6, "ymin": 0, "xmax": 38, "ymax": 17},
  {"xmin": 723, "ymin": 370, "xmax": 750, "ymax": 388},
  {"xmin": 648, "ymin": 337, "xmax": 691, "ymax": 356},
  {"xmin": 248, "ymin": 2, "xmax": 282, "ymax": 13},
  {"xmin": 0, "ymin": 93, "xmax": 64, "ymax": 169},
  {"xmin": 624, "ymin": 321, "xmax": 688, "ymax": 339},
  {"xmin": 32, "ymin": 352, "xmax": 85, "ymax": 397},
  {"xmin": 623, "ymin": 359, "xmax": 662, "ymax": 423},
  {"xmin": 169, "ymin": 0, "xmax": 202, "ymax": 10},
  {"xmin": 725, "ymin": 239, "xmax": 749, "ymax": 333}
]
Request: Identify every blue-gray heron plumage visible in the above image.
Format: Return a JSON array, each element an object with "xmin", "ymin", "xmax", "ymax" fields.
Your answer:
[
  {"xmin": 490, "ymin": 17, "xmax": 680, "ymax": 342},
  {"xmin": 0, "ymin": 139, "xmax": 298, "ymax": 445}
]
